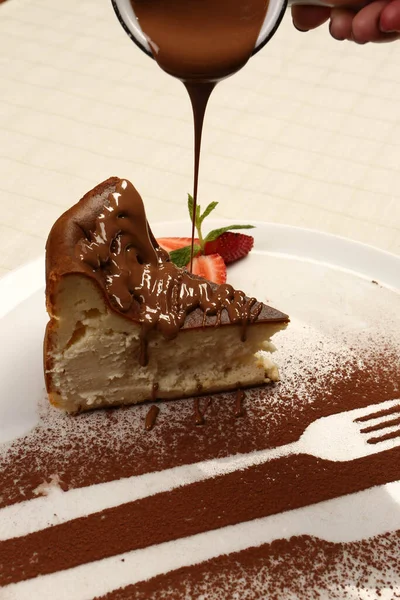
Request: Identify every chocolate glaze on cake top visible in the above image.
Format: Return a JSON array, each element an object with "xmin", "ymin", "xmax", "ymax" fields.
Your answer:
[{"xmin": 46, "ymin": 177, "xmax": 288, "ymax": 358}]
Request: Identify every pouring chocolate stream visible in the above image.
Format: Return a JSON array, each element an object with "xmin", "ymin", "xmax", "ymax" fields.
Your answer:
[{"xmin": 130, "ymin": 0, "xmax": 270, "ymax": 270}]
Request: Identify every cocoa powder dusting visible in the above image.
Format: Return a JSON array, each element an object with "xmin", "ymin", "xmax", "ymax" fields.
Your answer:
[
  {"xmin": 97, "ymin": 532, "xmax": 400, "ymax": 599},
  {"xmin": 3, "ymin": 442, "xmax": 400, "ymax": 586}
]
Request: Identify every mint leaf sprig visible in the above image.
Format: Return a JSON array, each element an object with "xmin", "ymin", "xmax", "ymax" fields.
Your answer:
[{"xmin": 169, "ymin": 195, "xmax": 255, "ymax": 267}]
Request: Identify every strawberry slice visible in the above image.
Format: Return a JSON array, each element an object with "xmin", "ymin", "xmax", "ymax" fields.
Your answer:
[
  {"xmin": 191, "ymin": 254, "xmax": 227, "ymax": 284},
  {"xmin": 159, "ymin": 195, "xmax": 255, "ymax": 279},
  {"xmin": 157, "ymin": 237, "xmax": 198, "ymax": 253},
  {"xmin": 204, "ymin": 231, "xmax": 254, "ymax": 264}
]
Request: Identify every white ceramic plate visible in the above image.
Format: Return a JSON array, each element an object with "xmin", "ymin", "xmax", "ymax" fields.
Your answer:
[{"xmin": 1, "ymin": 222, "xmax": 400, "ymax": 600}]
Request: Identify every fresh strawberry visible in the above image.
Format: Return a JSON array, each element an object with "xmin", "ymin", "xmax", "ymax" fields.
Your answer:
[
  {"xmin": 160, "ymin": 194, "xmax": 255, "ymax": 283},
  {"xmin": 157, "ymin": 237, "xmax": 198, "ymax": 253},
  {"xmin": 204, "ymin": 231, "xmax": 254, "ymax": 264},
  {"xmin": 191, "ymin": 254, "xmax": 227, "ymax": 284}
]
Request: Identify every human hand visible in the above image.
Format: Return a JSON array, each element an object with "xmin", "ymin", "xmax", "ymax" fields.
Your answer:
[{"xmin": 291, "ymin": 0, "xmax": 400, "ymax": 43}]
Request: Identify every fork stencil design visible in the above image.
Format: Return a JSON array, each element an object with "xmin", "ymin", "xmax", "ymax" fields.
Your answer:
[
  {"xmin": 200, "ymin": 398, "xmax": 400, "ymax": 476},
  {"xmin": 2, "ymin": 398, "xmax": 400, "ymax": 542}
]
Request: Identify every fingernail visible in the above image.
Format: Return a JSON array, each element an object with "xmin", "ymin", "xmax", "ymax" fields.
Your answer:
[
  {"xmin": 329, "ymin": 20, "xmax": 345, "ymax": 40},
  {"xmin": 293, "ymin": 22, "xmax": 309, "ymax": 32},
  {"xmin": 380, "ymin": 24, "xmax": 395, "ymax": 32},
  {"xmin": 350, "ymin": 31, "xmax": 367, "ymax": 44}
]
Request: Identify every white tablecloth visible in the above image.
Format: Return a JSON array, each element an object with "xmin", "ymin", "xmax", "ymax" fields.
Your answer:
[{"xmin": 0, "ymin": 0, "xmax": 399, "ymax": 278}]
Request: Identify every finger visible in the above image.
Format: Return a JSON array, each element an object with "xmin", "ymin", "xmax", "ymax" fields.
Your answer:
[
  {"xmin": 380, "ymin": 0, "xmax": 400, "ymax": 31},
  {"xmin": 350, "ymin": 0, "xmax": 391, "ymax": 42},
  {"xmin": 351, "ymin": 0, "xmax": 400, "ymax": 41},
  {"xmin": 330, "ymin": 8, "xmax": 355, "ymax": 39},
  {"xmin": 291, "ymin": 5, "xmax": 331, "ymax": 31}
]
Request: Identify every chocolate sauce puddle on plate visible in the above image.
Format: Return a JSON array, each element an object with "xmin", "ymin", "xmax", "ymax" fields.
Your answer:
[{"xmin": 130, "ymin": 0, "xmax": 270, "ymax": 268}]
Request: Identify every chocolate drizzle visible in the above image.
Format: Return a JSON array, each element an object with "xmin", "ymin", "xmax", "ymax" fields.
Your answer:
[{"xmin": 76, "ymin": 179, "xmax": 279, "ymax": 365}]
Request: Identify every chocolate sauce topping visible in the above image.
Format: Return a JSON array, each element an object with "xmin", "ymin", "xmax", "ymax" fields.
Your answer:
[
  {"xmin": 131, "ymin": 0, "xmax": 270, "ymax": 268},
  {"xmin": 75, "ymin": 179, "xmax": 287, "ymax": 361}
]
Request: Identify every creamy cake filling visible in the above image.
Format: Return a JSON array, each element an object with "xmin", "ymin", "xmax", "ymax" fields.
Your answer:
[{"xmin": 47, "ymin": 274, "xmax": 282, "ymax": 411}]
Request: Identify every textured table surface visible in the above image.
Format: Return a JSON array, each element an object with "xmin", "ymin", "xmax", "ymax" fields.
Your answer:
[{"xmin": 0, "ymin": 0, "xmax": 399, "ymax": 279}]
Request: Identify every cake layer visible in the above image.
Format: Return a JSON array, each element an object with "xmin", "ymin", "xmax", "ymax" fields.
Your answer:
[{"xmin": 45, "ymin": 274, "xmax": 284, "ymax": 412}]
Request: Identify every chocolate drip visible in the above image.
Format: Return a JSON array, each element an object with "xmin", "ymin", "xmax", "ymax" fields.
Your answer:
[
  {"xmin": 131, "ymin": 0, "xmax": 270, "ymax": 268},
  {"xmin": 145, "ymin": 406, "xmax": 160, "ymax": 431},
  {"xmin": 235, "ymin": 389, "xmax": 246, "ymax": 418},
  {"xmin": 77, "ymin": 180, "xmax": 267, "ymax": 365}
]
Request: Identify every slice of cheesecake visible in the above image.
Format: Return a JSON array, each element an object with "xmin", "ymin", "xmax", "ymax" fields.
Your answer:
[{"xmin": 44, "ymin": 177, "xmax": 289, "ymax": 413}]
